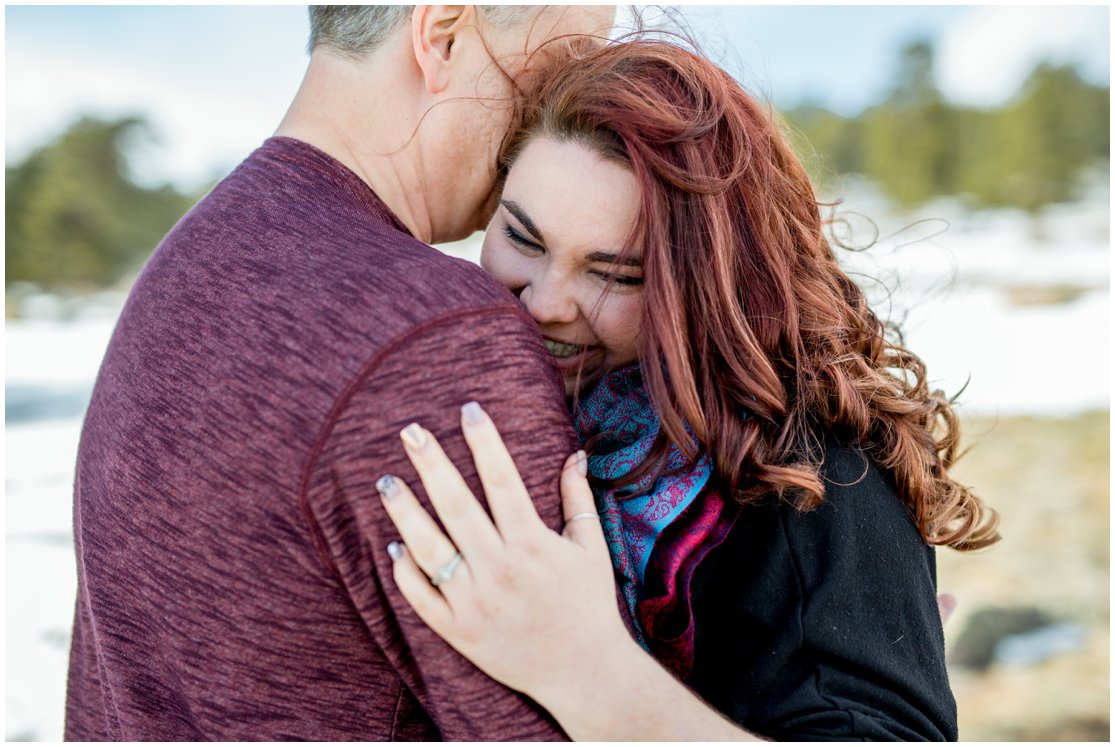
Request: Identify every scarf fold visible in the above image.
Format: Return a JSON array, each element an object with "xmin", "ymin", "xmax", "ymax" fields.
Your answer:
[{"xmin": 573, "ymin": 365, "xmax": 713, "ymax": 648}]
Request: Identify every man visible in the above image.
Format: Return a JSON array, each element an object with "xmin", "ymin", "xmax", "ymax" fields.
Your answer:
[{"xmin": 64, "ymin": 6, "xmax": 614, "ymax": 740}]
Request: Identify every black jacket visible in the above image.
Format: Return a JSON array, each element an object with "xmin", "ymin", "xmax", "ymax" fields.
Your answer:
[{"xmin": 688, "ymin": 440, "xmax": 957, "ymax": 741}]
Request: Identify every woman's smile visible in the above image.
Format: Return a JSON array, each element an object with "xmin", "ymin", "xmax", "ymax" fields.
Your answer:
[
  {"xmin": 542, "ymin": 337, "xmax": 592, "ymax": 359},
  {"xmin": 541, "ymin": 336, "xmax": 605, "ymax": 372}
]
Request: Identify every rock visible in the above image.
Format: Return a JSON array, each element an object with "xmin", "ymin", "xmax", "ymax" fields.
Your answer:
[
  {"xmin": 949, "ymin": 606, "xmax": 1055, "ymax": 671},
  {"xmin": 993, "ymin": 622, "xmax": 1087, "ymax": 666}
]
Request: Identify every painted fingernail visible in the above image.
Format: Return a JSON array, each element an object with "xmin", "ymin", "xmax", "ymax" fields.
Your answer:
[
  {"xmin": 401, "ymin": 423, "xmax": 427, "ymax": 451},
  {"xmin": 575, "ymin": 450, "xmax": 588, "ymax": 477},
  {"xmin": 387, "ymin": 541, "xmax": 404, "ymax": 562},
  {"xmin": 376, "ymin": 475, "xmax": 399, "ymax": 500},
  {"xmin": 461, "ymin": 401, "xmax": 485, "ymax": 425}
]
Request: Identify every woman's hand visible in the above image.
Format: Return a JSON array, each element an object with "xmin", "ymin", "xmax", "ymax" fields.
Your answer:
[
  {"xmin": 375, "ymin": 401, "xmax": 634, "ymax": 702},
  {"xmin": 375, "ymin": 401, "xmax": 762, "ymax": 741},
  {"xmin": 938, "ymin": 592, "xmax": 957, "ymax": 626}
]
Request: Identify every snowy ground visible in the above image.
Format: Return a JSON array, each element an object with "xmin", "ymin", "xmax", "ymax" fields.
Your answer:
[{"xmin": 5, "ymin": 192, "xmax": 1109, "ymax": 740}]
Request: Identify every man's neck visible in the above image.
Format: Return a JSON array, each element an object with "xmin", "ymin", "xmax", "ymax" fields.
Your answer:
[{"xmin": 275, "ymin": 49, "xmax": 436, "ymax": 243}]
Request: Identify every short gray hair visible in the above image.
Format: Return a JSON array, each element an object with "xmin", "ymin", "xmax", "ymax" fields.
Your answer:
[{"xmin": 308, "ymin": 6, "xmax": 542, "ymax": 58}]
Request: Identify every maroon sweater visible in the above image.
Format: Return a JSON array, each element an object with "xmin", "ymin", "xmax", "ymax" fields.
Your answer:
[{"xmin": 65, "ymin": 137, "xmax": 578, "ymax": 741}]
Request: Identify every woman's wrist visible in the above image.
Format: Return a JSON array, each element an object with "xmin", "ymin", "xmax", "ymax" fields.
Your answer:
[
  {"xmin": 528, "ymin": 630, "xmax": 652, "ymax": 739},
  {"xmin": 528, "ymin": 628, "xmax": 760, "ymax": 741}
]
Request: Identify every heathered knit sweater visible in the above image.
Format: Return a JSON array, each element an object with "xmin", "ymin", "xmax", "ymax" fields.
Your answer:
[{"xmin": 65, "ymin": 137, "xmax": 576, "ymax": 741}]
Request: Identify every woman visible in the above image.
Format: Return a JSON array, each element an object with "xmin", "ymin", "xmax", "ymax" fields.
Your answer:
[{"xmin": 374, "ymin": 38, "xmax": 1000, "ymax": 741}]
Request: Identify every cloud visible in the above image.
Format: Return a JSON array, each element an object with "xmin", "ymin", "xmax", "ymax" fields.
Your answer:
[{"xmin": 937, "ymin": 6, "xmax": 1110, "ymax": 107}]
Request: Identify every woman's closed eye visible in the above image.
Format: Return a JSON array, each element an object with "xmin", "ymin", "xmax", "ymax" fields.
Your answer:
[
  {"xmin": 503, "ymin": 224, "xmax": 543, "ymax": 253},
  {"xmin": 591, "ymin": 270, "xmax": 643, "ymax": 287}
]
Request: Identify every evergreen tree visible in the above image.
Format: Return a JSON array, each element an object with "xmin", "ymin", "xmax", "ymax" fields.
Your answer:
[
  {"xmin": 784, "ymin": 104, "xmax": 861, "ymax": 188},
  {"xmin": 784, "ymin": 42, "xmax": 1109, "ymax": 215},
  {"xmin": 860, "ymin": 41, "xmax": 957, "ymax": 208},
  {"xmin": 994, "ymin": 63, "xmax": 1109, "ymax": 213},
  {"xmin": 6, "ymin": 116, "xmax": 198, "ymax": 291}
]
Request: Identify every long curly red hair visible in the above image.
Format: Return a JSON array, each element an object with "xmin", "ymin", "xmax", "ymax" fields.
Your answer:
[{"xmin": 503, "ymin": 37, "xmax": 1000, "ymax": 551}]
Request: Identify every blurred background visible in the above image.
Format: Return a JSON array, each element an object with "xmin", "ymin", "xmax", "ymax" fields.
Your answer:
[{"xmin": 5, "ymin": 4, "xmax": 1109, "ymax": 741}]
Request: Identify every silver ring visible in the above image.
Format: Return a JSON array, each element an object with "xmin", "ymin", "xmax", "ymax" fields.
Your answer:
[
  {"xmin": 430, "ymin": 552, "xmax": 464, "ymax": 587},
  {"xmin": 566, "ymin": 512, "xmax": 600, "ymax": 523}
]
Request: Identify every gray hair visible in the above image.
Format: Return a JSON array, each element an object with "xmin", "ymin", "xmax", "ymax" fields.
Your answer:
[{"xmin": 308, "ymin": 5, "xmax": 543, "ymax": 58}]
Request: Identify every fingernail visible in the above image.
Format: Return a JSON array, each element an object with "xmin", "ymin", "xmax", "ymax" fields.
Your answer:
[
  {"xmin": 575, "ymin": 450, "xmax": 588, "ymax": 477},
  {"xmin": 461, "ymin": 401, "xmax": 486, "ymax": 426},
  {"xmin": 376, "ymin": 475, "xmax": 399, "ymax": 500},
  {"xmin": 387, "ymin": 541, "xmax": 404, "ymax": 561},
  {"xmin": 401, "ymin": 423, "xmax": 427, "ymax": 450}
]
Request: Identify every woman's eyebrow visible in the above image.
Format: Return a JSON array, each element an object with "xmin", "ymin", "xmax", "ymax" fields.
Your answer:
[
  {"xmin": 499, "ymin": 199, "xmax": 546, "ymax": 243},
  {"xmin": 586, "ymin": 251, "xmax": 642, "ymax": 268}
]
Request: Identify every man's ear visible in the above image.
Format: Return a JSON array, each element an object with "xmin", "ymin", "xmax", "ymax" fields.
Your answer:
[{"xmin": 411, "ymin": 5, "xmax": 473, "ymax": 94}]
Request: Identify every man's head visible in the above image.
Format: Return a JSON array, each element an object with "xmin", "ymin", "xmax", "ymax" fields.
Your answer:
[
  {"xmin": 308, "ymin": 6, "xmax": 547, "ymax": 60},
  {"xmin": 288, "ymin": 5, "xmax": 615, "ymax": 244}
]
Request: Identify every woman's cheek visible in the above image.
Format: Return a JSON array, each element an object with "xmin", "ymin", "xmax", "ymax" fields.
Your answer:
[
  {"xmin": 602, "ymin": 295, "xmax": 644, "ymax": 362},
  {"xmin": 480, "ymin": 242, "xmax": 520, "ymax": 289},
  {"xmin": 478, "ymin": 238, "xmax": 498, "ymax": 275}
]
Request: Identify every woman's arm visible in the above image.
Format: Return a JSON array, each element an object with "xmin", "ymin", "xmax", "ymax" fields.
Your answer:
[{"xmin": 375, "ymin": 401, "xmax": 762, "ymax": 741}]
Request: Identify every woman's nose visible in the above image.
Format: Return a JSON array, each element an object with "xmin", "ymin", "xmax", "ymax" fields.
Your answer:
[{"xmin": 520, "ymin": 274, "xmax": 578, "ymax": 326}]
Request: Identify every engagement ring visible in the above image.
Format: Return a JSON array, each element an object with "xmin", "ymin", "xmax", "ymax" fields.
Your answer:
[{"xmin": 430, "ymin": 552, "xmax": 464, "ymax": 587}]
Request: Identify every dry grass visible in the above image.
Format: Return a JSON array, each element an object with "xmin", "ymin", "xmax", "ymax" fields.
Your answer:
[
  {"xmin": 939, "ymin": 409, "xmax": 1110, "ymax": 741},
  {"xmin": 1002, "ymin": 283, "xmax": 1098, "ymax": 308}
]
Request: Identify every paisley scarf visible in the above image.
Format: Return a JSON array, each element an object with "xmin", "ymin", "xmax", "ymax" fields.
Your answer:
[{"xmin": 573, "ymin": 365, "xmax": 737, "ymax": 677}]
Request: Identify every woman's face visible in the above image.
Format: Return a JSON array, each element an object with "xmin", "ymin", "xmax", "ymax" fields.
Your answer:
[{"xmin": 481, "ymin": 137, "xmax": 644, "ymax": 395}]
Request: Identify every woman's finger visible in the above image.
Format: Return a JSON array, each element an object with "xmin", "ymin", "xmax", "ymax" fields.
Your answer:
[
  {"xmin": 937, "ymin": 592, "xmax": 958, "ymax": 626},
  {"xmin": 397, "ymin": 423, "xmax": 503, "ymax": 563},
  {"xmin": 459, "ymin": 401, "xmax": 547, "ymax": 536},
  {"xmin": 376, "ymin": 473, "xmax": 474, "ymax": 605},
  {"xmin": 559, "ymin": 451, "xmax": 609, "ymax": 557},
  {"xmin": 387, "ymin": 541, "xmax": 455, "ymax": 635}
]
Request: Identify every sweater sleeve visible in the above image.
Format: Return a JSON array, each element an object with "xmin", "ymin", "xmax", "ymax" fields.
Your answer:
[
  {"xmin": 300, "ymin": 307, "xmax": 576, "ymax": 741},
  {"xmin": 768, "ymin": 443, "xmax": 958, "ymax": 742}
]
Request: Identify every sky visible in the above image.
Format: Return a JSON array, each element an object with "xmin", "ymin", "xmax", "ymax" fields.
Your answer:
[{"xmin": 5, "ymin": 4, "xmax": 1110, "ymax": 192}]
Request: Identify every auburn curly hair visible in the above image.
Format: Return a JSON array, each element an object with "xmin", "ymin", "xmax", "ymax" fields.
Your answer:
[{"xmin": 502, "ymin": 37, "xmax": 1000, "ymax": 551}]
